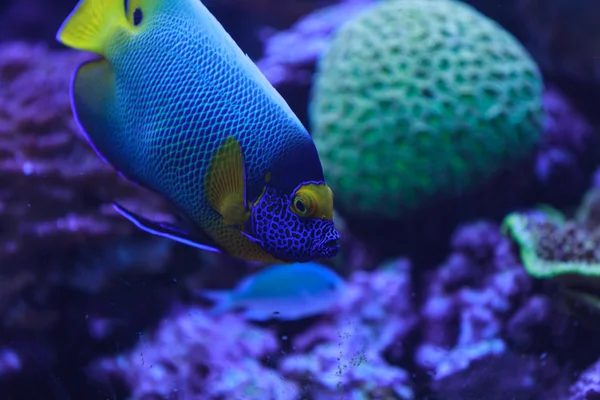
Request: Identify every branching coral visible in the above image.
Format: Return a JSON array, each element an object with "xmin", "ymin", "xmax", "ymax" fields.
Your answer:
[
  {"xmin": 89, "ymin": 307, "xmax": 297, "ymax": 400},
  {"xmin": 417, "ymin": 222, "xmax": 530, "ymax": 371},
  {"xmin": 279, "ymin": 258, "xmax": 417, "ymax": 399},
  {"xmin": 416, "ymin": 221, "xmax": 567, "ymax": 398},
  {"xmin": 87, "ymin": 259, "xmax": 417, "ymax": 399},
  {"xmin": 569, "ymin": 357, "xmax": 600, "ymax": 400}
]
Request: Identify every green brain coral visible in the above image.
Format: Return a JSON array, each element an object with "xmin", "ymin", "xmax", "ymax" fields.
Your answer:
[{"xmin": 310, "ymin": 0, "xmax": 544, "ymax": 218}]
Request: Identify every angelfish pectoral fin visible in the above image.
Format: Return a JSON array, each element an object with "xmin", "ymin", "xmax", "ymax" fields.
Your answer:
[
  {"xmin": 112, "ymin": 203, "xmax": 222, "ymax": 253},
  {"xmin": 205, "ymin": 136, "xmax": 251, "ymax": 227}
]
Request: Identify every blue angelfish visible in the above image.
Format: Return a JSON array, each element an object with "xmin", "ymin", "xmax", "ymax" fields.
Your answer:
[
  {"xmin": 55, "ymin": 0, "xmax": 341, "ymax": 263},
  {"xmin": 199, "ymin": 262, "xmax": 346, "ymax": 321}
]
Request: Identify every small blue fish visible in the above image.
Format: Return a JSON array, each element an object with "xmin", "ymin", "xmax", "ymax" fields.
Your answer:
[
  {"xmin": 55, "ymin": 0, "xmax": 341, "ymax": 263},
  {"xmin": 199, "ymin": 262, "xmax": 346, "ymax": 321}
]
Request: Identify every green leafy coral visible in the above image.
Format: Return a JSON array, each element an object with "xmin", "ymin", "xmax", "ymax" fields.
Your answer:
[
  {"xmin": 502, "ymin": 211, "xmax": 600, "ymax": 279},
  {"xmin": 502, "ymin": 189, "xmax": 600, "ymax": 326},
  {"xmin": 502, "ymin": 188, "xmax": 600, "ymax": 280},
  {"xmin": 310, "ymin": 0, "xmax": 544, "ymax": 219}
]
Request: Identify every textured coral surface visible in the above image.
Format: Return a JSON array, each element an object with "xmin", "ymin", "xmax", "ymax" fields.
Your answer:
[{"xmin": 310, "ymin": 0, "xmax": 544, "ymax": 218}]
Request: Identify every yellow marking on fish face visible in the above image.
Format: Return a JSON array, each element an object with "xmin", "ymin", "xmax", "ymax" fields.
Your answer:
[{"xmin": 290, "ymin": 183, "xmax": 334, "ymax": 221}]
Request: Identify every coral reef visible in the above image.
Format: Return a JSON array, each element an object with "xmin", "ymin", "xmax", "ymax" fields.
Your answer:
[
  {"xmin": 533, "ymin": 85, "xmax": 597, "ymax": 200},
  {"xmin": 416, "ymin": 221, "xmax": 568, "ymax": 398},
  {"xmin": 83, "ymin": 219, "xmax": 600, "ymax": 399},
  {"xmin": 540, "ymin": 86, "xmax": 595, "ymax": 155},
  {"xmin": 280, "ymin": 258, "xmax": 417, "ymax": 399},
  {"xmin": 502, "ymin": 208, "xmax": 600, "ymax": 279},
  {"xmin": 89, "ymin": 259, "xmax": 417, "ymax": 399},
  {"xmin": 3, "ymin": 0, "xmax": 600, "ymax": 399},
  {"xmin": 501, "ymin": 187, "xmax": 600, "ymax": 330},
  {"xmin": 89, "ymin": 308, "xmax": 296, "ymax": 400},
  {"xmin": 569, "ymin": 358, "xmax": 600, "ymax": 400},
  {"xmin": 309, "ymin": 0, "xmax": 544, "ymax": 219},
  {"xmin": 257, "ymin": 0, "xmax": 597, "ymax": 225}
]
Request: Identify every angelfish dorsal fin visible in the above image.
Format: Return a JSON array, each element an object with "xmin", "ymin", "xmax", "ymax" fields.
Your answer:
[
  {"xmin": 56, "ymin": 0, "xmax": 129, "ymax": 55},
  {"xmin": 206, "ymin": 136, "xmax": 250, "ymax": 226}
]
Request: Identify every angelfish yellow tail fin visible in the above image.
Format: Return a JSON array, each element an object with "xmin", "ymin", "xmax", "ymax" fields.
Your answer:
[{"xmin": 56, "ymin": 0, "xmax": 128, "ymax": 55}]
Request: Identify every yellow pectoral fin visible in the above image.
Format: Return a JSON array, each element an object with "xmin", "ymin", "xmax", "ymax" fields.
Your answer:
[
  {"xmin": 56, "ymin": 0, "xmax": 128, "ymax": 54},
  {"xmin": 206, "ymin": 136, "xmax": 250, "ymax": 226},
  {"xmin": 220, "ymin": 198, "xmax": 250, "ymax": 227}
]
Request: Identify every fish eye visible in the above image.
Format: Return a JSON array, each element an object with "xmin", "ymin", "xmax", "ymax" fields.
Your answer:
[
  {"xmin": 295, "ymin": 199, "xmax": 306, "ymax": 212},
  {"xmin": 291, "ymin": 193, "xmax": 314, "ymax": 217},
  {"xmin": 133, "ymin": 8, "xmax": 143, "ymax": 26}
]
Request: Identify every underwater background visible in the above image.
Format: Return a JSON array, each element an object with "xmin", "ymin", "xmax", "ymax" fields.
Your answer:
[{"xmin": 3, "ymin": 0, "xmax": 600, "ymax": 398}]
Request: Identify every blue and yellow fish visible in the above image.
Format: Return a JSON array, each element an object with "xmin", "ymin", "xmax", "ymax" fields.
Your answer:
[{"xmin": 55, "ymin": 0, "xmax": 341, "ymax": 263}]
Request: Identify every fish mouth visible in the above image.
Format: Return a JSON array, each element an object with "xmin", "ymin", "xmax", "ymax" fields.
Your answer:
[
  {"xmin": 324, "ymin": 239, "xmax": 340, "ymax": 249},
  {"xmin": 314, "ymin": 234, "xmax": 341, "ymax": 258}
]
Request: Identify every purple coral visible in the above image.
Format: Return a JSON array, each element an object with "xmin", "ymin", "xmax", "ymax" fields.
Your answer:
[
  {"xmin": 256, "ymin": 0, "xmax": 374, "ymax": 87},
  {"xmin": 570, "ymin": 358, "xmax": 600, "ymax": 400},
  {"xmin": 89, "ymin": 307, "xmax": 297, "ymax": 400},
  {"xmin": 534, "ymin": 86, "xmax": 596, "ymax": 191},
  {"xmin": 279, "ymin": 258, "xmax": 417, "ymax": 399},
  {"xmin": 87, "ymin": 259, "xmax": 417, "ymax": 399},
  {"xmin": 416, "ymin": 221, "xmax": 567, "ymax": 397},
  {"xmin": 418, "ymin": 221, "xmax": 531, "ymax": 362}
]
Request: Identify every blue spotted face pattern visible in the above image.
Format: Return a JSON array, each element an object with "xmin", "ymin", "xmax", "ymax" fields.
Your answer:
[
  {"xmin": 248, "ymin": 186, "xmax": 340, "ymax": 262},
  {"xmin": 56, "ymin": 0, "xmax": 341, "ymax": 262}
]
